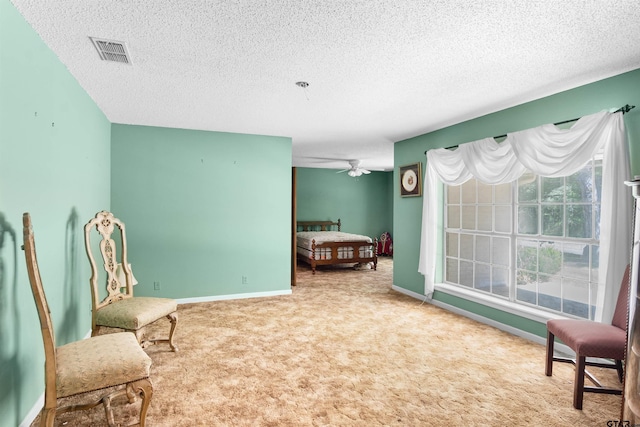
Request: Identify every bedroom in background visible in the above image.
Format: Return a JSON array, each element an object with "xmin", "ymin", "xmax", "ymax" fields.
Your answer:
[{"xmin": 294, "ymin": 167, "xmax": 393, "ymax": 277}]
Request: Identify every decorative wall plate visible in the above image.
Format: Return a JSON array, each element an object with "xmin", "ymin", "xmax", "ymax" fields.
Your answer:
[{"xmin": 399, "ymin": 163, "xmax": 422, "ymax": 197}]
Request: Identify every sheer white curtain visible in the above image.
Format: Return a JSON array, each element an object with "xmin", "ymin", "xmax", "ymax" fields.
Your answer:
[{"xmin": 418, "ymin": 111, "xmax": 631, "ymax": 323}]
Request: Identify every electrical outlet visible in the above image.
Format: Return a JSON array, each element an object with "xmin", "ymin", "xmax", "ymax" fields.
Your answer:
[
  {"xmin": 153, "ymin": 281, "xmax": 160, "ymax": 290},
  {"xmin": 242, "ymin": 276, "xmax": 248, "ymax": 285}
]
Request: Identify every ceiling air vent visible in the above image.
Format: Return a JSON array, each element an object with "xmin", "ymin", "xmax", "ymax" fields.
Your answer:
[{"xmin": 90, "ymin": 37, "xmax": 131, "ymax": 64}]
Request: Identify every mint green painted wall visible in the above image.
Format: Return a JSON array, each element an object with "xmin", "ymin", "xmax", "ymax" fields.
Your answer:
[
  {"xmin": 393, "ymin": 68, "xmax": 640, "ymax": 337},
  {"xmin": 296, "ymin": 168, "xmax": 393, "ymax": 238},
  {"xmin": 111, "ymin": 125, "xmax": 292, "ymax": 298},
  {"xmin": 0, "ymin": 0, "xmax": 111, "ymax": 424}
]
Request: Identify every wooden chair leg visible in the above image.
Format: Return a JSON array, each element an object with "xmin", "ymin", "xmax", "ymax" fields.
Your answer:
[
  {"xmin": 615, "ymin": 359, "xmax": 624, "ymax": 383},
  {"xmin": 167, "ymin": 312, "xmax": 178, "ymax": 352},
  {"xmin": 545, "ymin": 330, "xmax": 554, "ymax": 376},
  {"xmin": 132, "ymin": 378, "xmax": 153, "ymax": 427},
  {"xmin": 574, "ymin": 355, "xmax": 586, "ymax": 410},
  {"xmin": 139, "ymin": 313, "xmax": 179, "ymax": 351}
]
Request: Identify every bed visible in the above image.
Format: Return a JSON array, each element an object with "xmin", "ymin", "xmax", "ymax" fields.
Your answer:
[{"xmin": 296, "ymin": 219, "xmax": 377, "ymax": 274}]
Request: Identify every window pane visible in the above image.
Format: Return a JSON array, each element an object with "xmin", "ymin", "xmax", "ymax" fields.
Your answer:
[
  {"xmin": 495, "ymin": 206, "xmax": 511, "ymax": 233},
  {"xmin": 447, "ymin": 205, "xmax": 460, "ymax": 228},
  {"xmin": 566, "ymin": 167, "xmax": 593, "ymax": 203},
  {"xmin": 594, "ymin": 162, "xmax": 603, "ymax": 203},
  {"xmin": 446, "ymin": 258, "xmax": 458, "ymax": 283},
  {"xmin": 541, "ymin": 177, "xmax": 564, "ymax": 202},
  {"xmin": 446, "ymin": 232, "xmax": 458, "ymax": 257},
  {"xmin": 495, "ymin": 183, "xmax": 511, "ymax": 204},
  {"xmin": 516, "ymin": 271, "xmax": 537, "ymax": 305},
  {"xmin": 460, "ymin": 261, "xmax": 473, "ymax": 287},
  {"xmin": 492, "ymin": 237, "xmax": 509, "ymax": 267},
  {"xmin": 492, "ymin": 267, "xmax": 509, "ymax": 297},
  {"xmin": 461, "ymin": 206, "xmax": 475, "ymax": 230},
  {"xmin": 595, "ymin": 204, "xmax": 601, "ymax": 240},
  {"xmin": 563, "ymin": 278, "xmax": 590, "ymax": 319},
  {"xmin": 476, "ymin": 235, "xmax": 490, "ymax": 263},
  {"xmin": 591, "ymin": 244, "xmax": 600, "ymax": 282},
  {"xmin": 461, "ymin": 180, "xmax": 476, "ymax": 204},
  {"xmin": 447, "ymin": 185, "xmax": 461, "ymax": 204},
  {"xmin": 477, "ymin": 181, "xmax": 492, "ymax": 204},
  {"xmin": 541, "ymin": 205, "xmax": 563, "ymax": 236},
  {"xmin": 561, "ymin": 242, "xmax": 589, "ymax": 280},
  {"xmin": 475, "ymin": 264, "xmax": 490, "ymax": 291},
  {"xmin": 460, "ymin": 234, "xmax": 473, "ymax": 260},
  {"xmin": 539, "ymin": 243, "xmax": 562, "ymax": 275},
  {"xmin": 518, "ymin": 172, "xmax": 537, "ymax": 202},
  {"xmin": 518, "ymin": 206, "xmax": 538, "ymax": 234},
  {"xmin": 566, "ymin": 204, "xmax": 591, "ymax": 238},
  {"xmin": 477, "ymin": 206, "xmax": 492, "ymax": 231},
  {"xmin": 538, "ymin": 273, "xmax": 561, "ymax": 311},
  {"xmin": 517, "ymin": 239, "xmax": 537, "ymax": 272},
  {"xmin": 589, "ymin": 280, "xmax": 597, "ymax": 320}
]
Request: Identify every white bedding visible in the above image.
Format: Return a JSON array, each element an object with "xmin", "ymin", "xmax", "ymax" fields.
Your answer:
[{"xmin": 296, "ymin": 231, "xmax": 373, "ymax": 261}]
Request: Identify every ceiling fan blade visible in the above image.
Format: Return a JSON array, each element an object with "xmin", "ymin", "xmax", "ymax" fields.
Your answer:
[
  {"xmin": 336, "ymin": 168, "xmax": 350, "ymax": 173},
  {"xmin": 361, "ymin": 169, "xmax": 371, "ymax": 174}
]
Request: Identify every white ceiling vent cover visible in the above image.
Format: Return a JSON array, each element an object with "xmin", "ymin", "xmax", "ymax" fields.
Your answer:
[{"xmin": 90, "ymin": 37, "xmax": 131, "ymax": 64}]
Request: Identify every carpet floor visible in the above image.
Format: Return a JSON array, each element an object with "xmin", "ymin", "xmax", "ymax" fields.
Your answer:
[{"xmin": 33, "ymin": 257, "xmax": 622, "ymax": 426}]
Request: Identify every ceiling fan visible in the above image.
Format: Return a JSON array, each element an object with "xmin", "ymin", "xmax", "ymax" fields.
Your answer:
[
  {"xmin": 337, "ymin": 160, "xmax": 371, "ymax": 177},
  {"xmin": 293, "ymin": 156, "xmax": 379, "ymax": 176}
]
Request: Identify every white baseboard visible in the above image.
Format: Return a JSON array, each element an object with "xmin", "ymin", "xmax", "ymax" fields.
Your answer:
[
  {"xmin": 176, "ymin": 289, "xmax": 291, "ymax": 305},
  {"xmin": 20, "ymin": 393, "xmax": 43, "ymax": 427}
]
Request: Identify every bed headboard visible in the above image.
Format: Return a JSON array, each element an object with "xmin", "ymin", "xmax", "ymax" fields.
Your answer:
[{"xmin": 296, "ymin": 219, "xmax": 341, "ymax": 232}]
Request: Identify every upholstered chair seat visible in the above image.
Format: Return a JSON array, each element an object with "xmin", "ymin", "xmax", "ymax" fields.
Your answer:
[
  {"xmin": 56, "ymin": 332, "xmax": 152, "ymax": 398},
  {"xmin": 546, "ymin": 319, "xmax": 627, "ymax": 362},
  {"xmin": 95, "ymin": 297, "xmax": 178, "ymax": 331}
]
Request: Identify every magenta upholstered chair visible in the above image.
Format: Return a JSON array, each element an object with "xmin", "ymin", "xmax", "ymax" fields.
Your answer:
[{"xmin": 545, "ymin": 265, "xmax": 630, "ymax": 409}]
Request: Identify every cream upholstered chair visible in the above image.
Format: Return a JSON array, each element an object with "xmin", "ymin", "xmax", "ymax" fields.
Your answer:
[
  {"xmin": 84, "ymin": 210, "xmax": 178, "ymax": 351},
  {"xmin": 22, "ymin": 213, "xmax": 153, "ymax": 427}
]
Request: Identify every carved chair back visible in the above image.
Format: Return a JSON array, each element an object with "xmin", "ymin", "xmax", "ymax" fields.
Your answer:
[{"xmin": 84, "ymin": 211, "xmax": 135, "ymax": 311}]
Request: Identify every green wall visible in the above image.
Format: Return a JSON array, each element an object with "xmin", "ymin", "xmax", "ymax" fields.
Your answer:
[
  {"xmin": 1, "ymin": 1, "xmax": 294, "ymax": 423},
  {"xmin": 0, "ymin": 0, "xmax": 112, "ymax": 424},
  {"xmin": 296, "ymin": 167, "xmax": 393, "ymax": 239},
  {"xmin": 393, "ymin": 68, "xmax": 640, "ymax": 337},
  {"xmin": 111, "ymin": 125, "xmax": 292, "ymax": 299}
]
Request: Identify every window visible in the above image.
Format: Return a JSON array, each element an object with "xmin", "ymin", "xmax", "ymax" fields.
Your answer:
[{"xmin": 444, "ymin": 157, "xmax": 602, "ymax": 320}]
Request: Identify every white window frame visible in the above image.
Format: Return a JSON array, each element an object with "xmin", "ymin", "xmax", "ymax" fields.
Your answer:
[{"xmin": 438, "ymin": 157, "xmax": 602, "ymax": 323}]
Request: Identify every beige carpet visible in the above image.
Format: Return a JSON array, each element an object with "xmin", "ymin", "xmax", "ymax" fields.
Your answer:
[{"xmin": 34, "ymin": 257, "xmax": 622, "ymax": 426}]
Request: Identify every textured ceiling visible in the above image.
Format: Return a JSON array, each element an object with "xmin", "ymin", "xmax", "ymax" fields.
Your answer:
[{"xmin": 10, "ymin": 0, "xmax": 640, "ymax": 171}]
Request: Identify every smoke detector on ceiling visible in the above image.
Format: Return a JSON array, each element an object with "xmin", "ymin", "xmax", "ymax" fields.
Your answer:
[{"xmin": 90, "ymin": 37, "xmax": 132, "ymax": 64}]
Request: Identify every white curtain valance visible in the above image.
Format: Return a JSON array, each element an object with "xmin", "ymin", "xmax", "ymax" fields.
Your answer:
[{"xmin": 418, "ymin": 110, "xmax": 631, "ymax": 323}]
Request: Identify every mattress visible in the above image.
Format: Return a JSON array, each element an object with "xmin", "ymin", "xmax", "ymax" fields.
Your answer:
[{"xmin": 296, "ymin": 231, "xmax": 373, "ymax": 260}]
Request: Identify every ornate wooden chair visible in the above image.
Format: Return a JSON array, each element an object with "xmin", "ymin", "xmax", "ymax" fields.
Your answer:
[
  {"xmin": 84, "ymin": 210, "xmax": 178, "ymax": 351},
  {"xmin": 545, "ymin": 264, "xmax": 630, "ymax": 409},
  {"xmin": 22, "ymin": 213, "xmax": 153, "ymax": 427}
]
